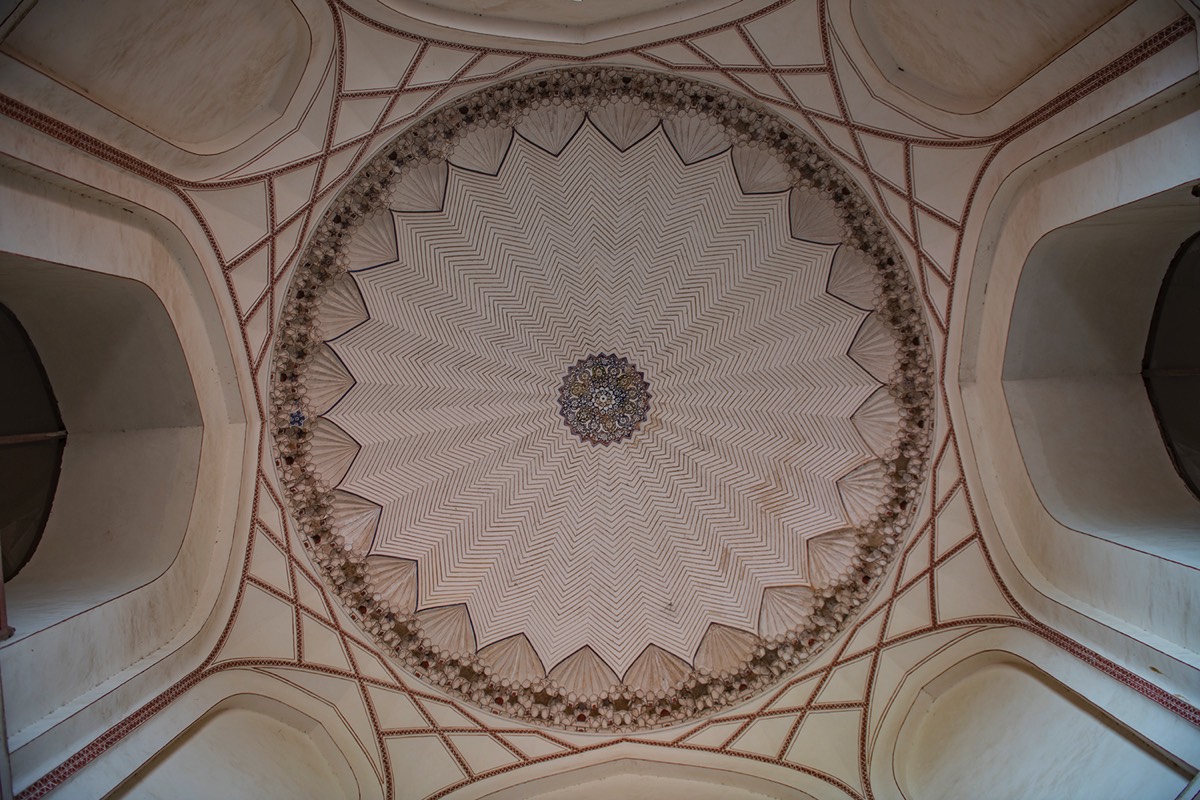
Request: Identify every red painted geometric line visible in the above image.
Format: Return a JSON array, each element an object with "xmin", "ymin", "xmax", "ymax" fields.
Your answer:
[
  {"xmin": 0, "ymin": 95, "xmax": 230, "ymax": 270},
  {"xmin": 14, "ymin": 665, "xmax": 208, "ymax": 800},
  {"xmin": 944, "ymin": 14, "xmax": 1195, "ymax": 286}
]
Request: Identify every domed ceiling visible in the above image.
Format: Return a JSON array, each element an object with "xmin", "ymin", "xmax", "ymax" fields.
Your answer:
[
  {"xmin": 6, "ymin": 0, "xmax": 1198, "ymax": 795},
  {"xmin": 272, "ymin": 67, "xmax": 932, "ymax": 730}
]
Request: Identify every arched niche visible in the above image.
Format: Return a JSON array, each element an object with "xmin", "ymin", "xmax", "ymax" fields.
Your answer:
[
  {"xmin": 0, "ymin": 161, "xmax": 248, "ymax": 765},
  {"xmin": 0, "ymin": 258, "xmax": 202, "ymax": 633},
  {"xmin": 37, "ymin": 669, "xmax": 380, "ymax": 799},
  {"xmin": 370, "ymin": 0, "xmax": 761, "ymax": 45},
  {"xmin": 1002, "ymin": 183, "xmax": 1200, "ymax": 564},
  {"xmin": 107, "ymin": 694, "xmax": 358, "ymax": 800},
  {"xmin": 957, "ymin": 84, "xmax": 1200, "ymax": 659},
  {"xmin": 471, "ymin": 757, "xmax": 826, "ymax": 800},
  {"xmin": 894, "ymin": 651, "xmax": 1189, "ymax": 799},
  {"xmin": 1143, "ymin": 232, "xmax": 1200, "ymax": 498},
  {"xmin": 867, "ymin": 629, "xmax": 1200, "ymax": 800},
  {"xmin": 0, "ymin": 301, "xmax": 64, "ymax": 585}
]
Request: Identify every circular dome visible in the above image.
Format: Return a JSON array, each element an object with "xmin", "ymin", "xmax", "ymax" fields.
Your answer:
[{"xmin": 272, "ymin": 68, "xmax": 933, "ymax": 731}]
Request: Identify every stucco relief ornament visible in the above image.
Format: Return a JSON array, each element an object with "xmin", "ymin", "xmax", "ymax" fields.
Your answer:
[
  {"xmin": 558, "ymin": 354, "xmax": 650, "ymax": 445},
  {"xmin": 270, "ymin": 67, "xmax": 935, "ymax": 732}
]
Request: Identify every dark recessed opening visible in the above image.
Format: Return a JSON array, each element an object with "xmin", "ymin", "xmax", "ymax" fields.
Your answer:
[
  {"xmin": 0, "ymin": 302, "xmax": 65, "ymax": 581},
  {"xmin": 1144, "ymin": 230, "xmax": 1200, "ymax": 501}
]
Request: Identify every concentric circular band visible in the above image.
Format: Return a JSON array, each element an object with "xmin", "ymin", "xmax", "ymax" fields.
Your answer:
[{"xmin": 271, "ymin": 67, "xmax": 933, "ymax": 732}]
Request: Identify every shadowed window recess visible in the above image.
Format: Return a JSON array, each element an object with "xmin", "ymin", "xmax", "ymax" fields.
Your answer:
[
  {"xmin": 0, "ymin": 302, "xmax": 64, "ymax": 585},
  {"xmin": 1144, "ymin": 230, "xmax": 1200, "ymax": 500}
]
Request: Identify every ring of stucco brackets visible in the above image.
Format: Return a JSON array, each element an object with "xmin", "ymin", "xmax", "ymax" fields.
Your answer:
[{"xmin": 270, "ymin": 67, "xmax": 934, "ymax": 732}]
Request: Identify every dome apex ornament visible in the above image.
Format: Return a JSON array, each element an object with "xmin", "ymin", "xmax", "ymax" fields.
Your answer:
[
  {"xmin": 271, "ymin": 66, "xmax": 934, "ymax": 732},
  {"xmin": 558, "ymin": 354, "xmax": 650, "ymax": 445}
]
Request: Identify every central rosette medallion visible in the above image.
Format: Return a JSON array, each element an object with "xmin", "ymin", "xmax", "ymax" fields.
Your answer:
[{"xmin": 558, "ymin": 354, "xmax": 651, "ymax": 445}]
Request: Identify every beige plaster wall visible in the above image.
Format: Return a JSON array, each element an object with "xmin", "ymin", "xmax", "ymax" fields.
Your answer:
[
  {"xmin": 108, "ymin": 695, "xmax": 356, "ymax": 800},
  {"xmin": 2, "ymin": 0, "xmax": 311, "ymax": 152},
  {"xmin": 896, "ymin": 653, "xmax": 1188, "ymax": 799}
]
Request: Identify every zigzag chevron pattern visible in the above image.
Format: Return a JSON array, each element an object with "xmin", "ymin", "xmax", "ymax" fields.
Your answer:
[{"xmin": 326, "ymin": 120, "xmax": 890, "ymax": 676}]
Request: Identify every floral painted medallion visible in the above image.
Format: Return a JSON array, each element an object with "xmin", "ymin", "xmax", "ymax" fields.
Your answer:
[{"xmin": 558, "ymin": 354, "xmax": 651, "ymax": 446}]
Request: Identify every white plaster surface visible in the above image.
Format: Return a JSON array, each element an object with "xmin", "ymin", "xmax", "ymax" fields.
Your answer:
[
  {"xmin": 8, "ymin": 428, "xmax": 200, "ymax": 633},
  {"xmin": 525, "ymin": 773, "xmax": 775, "ymax": 799},
  {"xmin": 471, "ymin": 756, "xmax": 822, "ymax": 799},
  {"xmin": 404, "ymin": 0, "xmax": 708, "ymax": 26},
  {"xmin": 1, "ymin": 0, "xmax": 311, "ymax": 149},
  {"xmin": 373, "ymin": 0, "xmax": 761, "ymax": 44},
  {"xmin": 854, "ymin": 0, "xmax": 1127, "ymax": 112},
  {"xmin": 108, "ymin": 697, "xmax": 355, "ymax": 800},
  {"xmin": 1006, "ymin": 375, "xmax": 1200, "ymax": 546},
  {"xmin": 899, "ymin": 656, "xmax": 1189, "ymax": 799}
]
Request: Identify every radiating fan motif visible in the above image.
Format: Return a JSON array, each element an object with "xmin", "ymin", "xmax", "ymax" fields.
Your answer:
[
  {"xmin": 694, "ymin": 624, "xmax": 759, "ymax": 675},
  {"xmin": 623, "ymin": 644, "xmax": 691, "ymax": 693},
  {"xmin": 805, "ymin": 529, "xmax": 858, "ymax": 588},
  {"xmin": 662, "ymin": 114, "xmax": 731, "ymax": 164},
  {"xmin": 515, "ymin": 105, "xmax": 585, "ymax": 155},
  {"xmin": 851, "ymin": 387, "xmax": 901, "ymax": 458},
  {"xmin": 758, "ymin": 585, "xmax": 817, "ymax": 639},
  {"xmin": 308, "ymin": 419, "xmax": 359, "ymax": 486},
  {"xmin": 317, "ymin": 272, "xmax": 368, "ymax": 340},
  {"xmin": 331, "ymin": 489, "xmax": 382, "ymax": 553},
  {"xmin": 732, "ymin": 145, "xmax": 791, "ymax": 193},
  {"xmin": 417, "ymin": 604, "xmax": 476, "ymax": 655},
  {"xmin": 789, "ymin": 187, "xmax": 843, "ymax": 244},
  {"xmin": 837, "ymin": 460, "xmax": 889, "ymax": 527},
  {"xmin": 548, "ymin": 647, "xmax": 621, "ymax": 698},
  {"xmin": 364, "ymin": 555, "xmax": 418, "ymax": 612},
  {"xmin": 391, "ymin": 160, "xmax": 448, "ymax": 212},
  {"xmin": 477, "ymin": 634, "xmax": 547, "ymax": 682},
  {"xmin": 849, "ymin": 314, "xmax": 896, "ymax": 382},
  {"xmin": 345, "ymin": 211, "xmax": 399, "ymax": 270},
  {"xmin": 828, "ymin": 246, "xmax": 877, "ymax": 310},
  {"xmin": 449, "ymin": 125, "xmax": 514, "ymax": 175},
  {"xmin": 588, "ymin": 101, "xmax": 660, "ymax": 151},
  {"xmin": 306, "ymin": 344, "xmax": 354, "ymax": 414}
]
